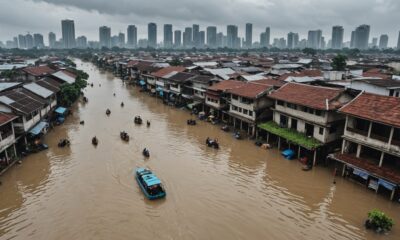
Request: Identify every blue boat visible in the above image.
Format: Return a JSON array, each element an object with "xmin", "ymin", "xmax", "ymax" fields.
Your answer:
[
  {"xmin": 281, "ymin": 149, "xmax": 295, "ymax": 160},
  {"xmin": 135, "ymin": 168, "xmax": 166, "ymax": 200}
]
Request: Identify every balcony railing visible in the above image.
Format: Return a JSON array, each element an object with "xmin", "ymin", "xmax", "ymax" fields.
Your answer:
[
  {"xmin": 346, "ymin": 127, "xmax": 368, "ymax": 136},
  {"xmin": 370, "ymin": 133, "xmax": 389, "ymax": 143}
]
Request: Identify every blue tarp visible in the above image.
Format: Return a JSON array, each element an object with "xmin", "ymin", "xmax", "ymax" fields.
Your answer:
[
  {"xmin": 55, "ymin": 107, "xmax": 67, "ymax": 115},
  {"xmin": 143, "ymin": 174, "xmax": 162, "ymax": 186},
  {"xmin": 281, "ymin": 149, "xmax": 295, "ymax": 160},
  {"xmin": 352, "ymin": 168, "xmax": 369, "ymax": 180},
  {"xmin": 29, "ymin": 121, "xmax": 48, "ymax": 135},
  {"xmin": 156, "ymin": 87, "xmax": 163, "ymax": 92},
  {"xmin": 378, "ymin": 179, "xmax": 396, "ymax": 191},
  {"xmin": 139, "ymin": 80, "xmax": 146, "ymax": 86}
]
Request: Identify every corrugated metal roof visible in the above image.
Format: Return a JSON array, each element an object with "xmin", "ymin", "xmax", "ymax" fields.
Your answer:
[
  {"xmin": 0, "ymin": 82, "xmax": 21, "ymax": 92},
  {"xmin": 51, "ymin": 71, "xmax": 75, "ymax": 84},
  {"xmin": 0, "ymin": 96, "xmax": 15, "ymax": 105},
  {"xmin": 23, "ymin": 83, "xmax": 54, "ymax": 98}
]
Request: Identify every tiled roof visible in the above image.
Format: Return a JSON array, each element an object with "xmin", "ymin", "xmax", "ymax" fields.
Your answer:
[
  {"xmin": 190, "ymin": 75, "xmax": 215, "ymax": 84},
  {"xmin": 36, "ymin": 77, "xmax": 61, "ymax": 92},
  {"xmin": 251, "ymin": 79, "xmax": 285, "ymax": 88},
  {"xmin": 22, "ymin": 65, "xmax": 56, "ymax": 77},
  {"xmin": 268, "ymin": 83, "xmax": 345, "ymax": 110},
  {"xmin": 166, "ymin": 72, "xmax": 195, "ymax": 83},
  {"xmin": 352, "ymin": 78, "xmax": 400, "ymax": 88},
  {"xmin": 362, "ymin": 68, "xmax": 391, "ymax": 80},
  {"xmin": 277, "ymin": 69, "xmax": 322, "ymax": 81},
  {"xmin": 0, "ymin": 88, "xmax": 45, "ymax": 114},
  {"xmin": 227, "ymin": 82, "xmax": 272, "ymax": 99},
  {"xmin": 0, "ymin": 112, "xmax": 17, "ymax": 126},
  {"xmin": 207, "ymin": 80, "xmax": 245, "ymax": 92},
  {"xmin": 339, "ymin": 92, "xmax": 400, "ymax": 128},
  {"xmin": 151, "ymin": 66, "xmax": 186, "ymax": 78}
]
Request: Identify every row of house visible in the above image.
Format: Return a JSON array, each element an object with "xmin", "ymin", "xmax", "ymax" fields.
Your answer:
[
  {"xmin": 0, "ymin": 64, "xmax": 77, "ymax": 175},
  {"xmin": 96, "ymin": 56, "xmax": 400, "ymax": 202}
]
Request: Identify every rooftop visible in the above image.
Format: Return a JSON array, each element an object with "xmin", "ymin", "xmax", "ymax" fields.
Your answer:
[
  {"xmin": 207, "ymin": 80, "xmax": 245, "ymax": 92},
  {"xmin": 227, "ymin": 82, "xmax": 272, "ymax": 99},
  {"xmin": 0, "ymin": 112, "xmax": 17, "ymax": 126},
  {"xmin": 151, "ymin": 66, "xmax": 186, "ymax": 78},
  {"xmin": 339, "ymin": 92, "xmax": 400, "ymax": 128},
  {"xmin": 22, "ymin": 65, "xmax": 56, "ymax": 77}
]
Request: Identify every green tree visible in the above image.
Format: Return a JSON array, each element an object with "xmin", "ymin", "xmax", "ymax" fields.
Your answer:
[{"xmin": 331, "ymin": 54, "xmax": 347, "ymax": 71}]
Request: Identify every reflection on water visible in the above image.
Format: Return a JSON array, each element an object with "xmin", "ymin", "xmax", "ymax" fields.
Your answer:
[{"xmin": 0, "ymin": 59, "xmax": 399, "ymax": 240}]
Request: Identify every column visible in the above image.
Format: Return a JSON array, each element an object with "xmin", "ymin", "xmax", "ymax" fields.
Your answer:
[
  {"xmin": 298, "ymin": 146, "xmax": 301, "ymax": 159},
  {"xmin": 388, "ymin": 127, "xmax": 394, "ymax": 146},
  {"xmin": 278, "ymin": 137, "xmax": 281, "ymax": 149},
  {"xmin": 379, "ymin": 152, "xmax": 385, "ymax": 167},
  {"xmin": 341, "ymin": 139, "xmax": 346, "ymax": 154},
  {"xmin": 367, "ymin": 121, "xmax": 372, "ymax": 138},
  {"xmin": 356, "ymin": 144, "xmax": 361, "ymax": 158},
  {"xmin": 313, "ymin": 150, "xmax": 317, "ymax": 166}
]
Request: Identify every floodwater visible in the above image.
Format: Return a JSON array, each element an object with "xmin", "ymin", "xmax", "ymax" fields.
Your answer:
[{"xmin": 0, "ymin": 59, "xmax": 399, "ymax": 240}]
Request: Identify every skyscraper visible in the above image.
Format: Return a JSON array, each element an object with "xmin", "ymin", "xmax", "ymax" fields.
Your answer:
[
  {"xmin": 331, "ymin": 26, "xmax": 344, "ymax": 49},
  {"xmin": 118, "ymin": 32, "xmax": 125, "ymax": 47},
  {"xmin": 206, "ymin": 26, "xmax": 217, "ymax": 48},
  {"xmin": 245, "ymin": 23, "xmax": 253, "ymax": 48},
  {"xmin": 25, "ymin": 34, "xmax": 34, "ymax": 49},
  {"xmin": 307, "ymin": 30, "xmax": 322, "ymax": 49},
  {"xmin": 18, "ymin": 35, "xmax": 26, "ymax": 49},
  {"xmin": 163, "ymin": 24, "xmax": 173, "ymax": 48},
  {"xmin": 350, "ymin": 31, "xmax": 356, "ymax": 48},
  {"xmin": 260, "ymin": 27, "xmax": 270, "ymax": 47},
  {"xmin": 397, "ymin": 31, "xmax": 400, "ymax": 49},
  {"xmin": 379, "ymin": 34, "xmax": 389, "ymax": 49},
  {"xmin": 372, "ymin": 37, "xmax": 378, "ymax": 48},
  {"xmin": 48, "ymin": 32, "xmax": 56, "ymax": 48},
  {"xmin": 174, "ymin": 30, "xmax": 181, "ymax": 48},
  {"xmin": 33, "ymin": 33, "xmax": 44, "ymax": 48},
  {"xmin": 99, "ymin": 26, "xmax": 111, "ymax": 48},
  {"xmin": 127, "ymin": 25, "xmax": 137, "ymax": 48},
  {"xmin": 287, "ymin": 32, "xmax": 299, "ymax": 49},
  {"xmin": 76, "ymin": 36, "xmax": 87, "ymax": 48},
  {"xmin": 183, "ymin": 27, "xmax": 192, "ymax": 48},
  {"xmin": 192, "ymin": 24, "xmax": 200, "ymax": 47},
  {"xmin": 353, "ymin": 25, "xmax": 370, "ymax": 50},
  {"xmin": 199, "ymin": 31, "xmax": 205, "ymax": 48},
  {"xmin": 61, "ymin": 19, "xmax": 76, "ymax": 49},
  {"xmin": 148, "ymin": 23, "xmax": 157, "ymax": 48},
  {"xmin": 227, "ymin": 25, "xmax": 238, "ymax": 49}
]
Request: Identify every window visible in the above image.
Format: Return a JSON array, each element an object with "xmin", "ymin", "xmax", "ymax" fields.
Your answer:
[
  {"xmin": 232, "ymin": 95, "xmax": 238, "ymax": 100},
  {"xmin": 389, "ymin": 89, "xmax": 395, "ymax": 96},
  {"xmin": 291, "ymin": 119, "xmax": 297, "ymax": 130},
  {"xmin": 287, "ymin": 103, "xmax": 297, "ymax": 110},
  {"xmin": 243, "ymin": 109, "xmax": 248, "ymax": 115},
  {"xmin": 232, "ymin": 106, "xmax": 238, "ymax": 111},
  {"xmin": 249, "ymin": 111, "xmax": 253, "ymax": 117},
  {"xmin": 396, "ymin": 92, "xmax": 400, "ymax": 97},
  {"xmin": 329, "ymin": 126, "xmax": 337, "ymax": 134},
  {"xmin": 280, "ymin": 115, "xmax": 288, "ymax": 127},
  {"xmin": 277, "ymin": 100, "xmax": 284, "ymax": 106},
  {"xmin": 319, "ymin": 127, "xmax": 324, "ymax": 135},
  {"xmin": 238, "ymin": 107, "xmax": 242, "ymax": 113},
  {"xmin": 315, "ymin": 110, "xmax": 322, "ymax": 116}
]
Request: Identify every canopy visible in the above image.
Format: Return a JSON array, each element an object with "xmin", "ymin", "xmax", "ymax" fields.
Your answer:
[
  {"xmin": 55, "ymin": 107, "xmax": 67, "ymax": 115},
  {"xmin": 352, "ymin": 168, "xmax": 369, "ymax": 180},
  {"xmin": 142, "ymin": 174, "xmax": 162, "ymax": 186},
  {"xmin": 139, "ymin": 80, "xmax": 146, "ymax": 86},
  {"xmin": 378, "ymin": 179, "xmax": 396, "ymax": 191},
  {"xmin": 156, "ymin": 87, "xmax": 163, "ymax": 92},
  {"xmin": 29, "ymin": 121, "xmax": 49, "ymax": 135}
]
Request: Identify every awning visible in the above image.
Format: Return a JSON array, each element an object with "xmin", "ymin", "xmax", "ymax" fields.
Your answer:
[
  {"xmin": 352, "ymin": 168, "xmax": 369, "ymax": 180},
  {"xmin": 156, "ymin": 87, "xmax": 163, "ymax": 92},
  {"xmin": 29, "ymin": 121, "xmax": 49, "ymax": 135},
  {"xmin": 55, "ymin": 107, "xmax": 67, "ymax": 115},
  {"xmin": 139, "ymin": 80, "xmax": 146, "ymax": 86},
  {"xmin": 378, "ymin": 179, "xmax": 396, "ymax": 191}
]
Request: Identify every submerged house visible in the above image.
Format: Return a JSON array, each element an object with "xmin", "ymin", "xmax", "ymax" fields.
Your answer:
[
  {"xmin": 258, "ymin": 83, "xmax": 353, "ymax": 165},
  {"xmin": 329, "ymin": 93, "xmax": 400, "ymax": 201},
  {"xmin": 0, "ymin": 112, "xmax": 18, "ymax": 173}
]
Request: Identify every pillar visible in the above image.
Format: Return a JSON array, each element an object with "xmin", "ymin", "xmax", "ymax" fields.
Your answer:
[
  {"xmin": 342, "ymin": 163, "xmax": 346, "ymax": 177},
  {"xmin": 367, "ymin": 121, "xmax": 372, "ymax": 138},
  {"xmin": 341, "ymin": 139, "xmax": 346, "ymax": 154},
  {"xmin": 278, "ymin": 137, "xmax": 281, "ymax": 150},
  {"xmin": 388, "ymin": 127, "xmax": 394, "ymax": 146},
  {"xmin": 390, "ymin": 188, "xmax": 396, "ymax": 201},
  {"xmin": 266, "ymin": 133, "xmax": 269, "ymax": 144},
  {"xmin": 379, "ymin": 152, "xmax": 385, "ymax": 167},
  {"xmin": 313, "ymin": 150, "xmax": 317, "ymax": 166},
  {"xmin": 356, "ymin": 144, "xmax": 361, "ymax": 158},
  {"xmin": 298, "ymin": 146, "xmax": 301, "ymax": 159}
]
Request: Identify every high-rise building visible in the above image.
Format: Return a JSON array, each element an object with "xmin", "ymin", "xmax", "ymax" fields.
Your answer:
[
  {"xmin": 148, "ymin": 23, "xmax": 157, "ymax": 48},
  {"xmin": 397, "ymin": 31, "xmax": 400, "ymax": 49},
  {"xmin": 25, "ymin": 34, "xmax": 34, "ymax": 49},
  {"xmin": 307, "ymin": 30, "xmax": 322, "ymax": 49},
  {"xmin": 127, "ymin": 25, "xmax": 137, "ymax": 48},
  {"xmin": 350, "ymin": 31, "xmax": 356, "ymax": 48},
  {"xmin": 118, "ymin": 32, "xmax": 125, "ymax": 47},
  {"xmin": 76, "ymin": 36, "xmax": 87, "ymax": 48},
  {"xmin": 163, "ymin": 24, "xmax": 173, "ymax": 48},
  {"xmin": 183, "ymin": 27, "xmax": 192, "ymax": 48},
  {"xmin": 227, "ymin": 25, "xmax": 238, "ymax": 49},
  {"xmin": 18, "ymin": 35, "xmax": 26, "ymax": 49},
  {"xmin": 260, "ymin": 27, "xmax": 270, "ymax": 47},
  {"xmin": 33, "ymin": 33, "xmax": 44, "ymax": 48},
  {"xmin": 192, "ymin": 24, "xmax": 200, "ymax": 47},
  {"xmin": 287, "ymin": 32, "xmax": 299, "ymax": 49},
  {"xmin": 174, "ymin": 30, "xmax": 181, "ymax": 48},
  {"xmin": 206, "ymin": 26, "xmax": 217, "ymax": 48},
  {"xmin": 13, "ymin": 37, "xmax": 18, "ymax": 48},
  {"xmin": 371, "ymin": 37, "xmax": 378, "ymax": 48},
  {"xmin": 331, "ymin": 26, "xmax": 344, "ymax": 49},
  {"xmin": 111, "ymin": 35, "xmax": 119, "ymax": 47},
  {"xmin": 353, "ymin": 25, "xmax": 370, "ymax": 50},
  {"xmin": 379, "ymin": 34, "xmax": 389, "ymax": 49},
  {"xmin": 245, "ymin": 23, "xmax": 253, "ymax": 48},
  {"xmin": 216, "ymin": 32, "xmax": 224, "ymax": 48},
  {"xmin": 48, "ymin": 32, "xmax": 56, "ymax": 48},
  {"xmin": 61, "ymin": 19, "xmax": 76, "ymax": 49},
  {"xmin": 99, "ymin": 26, "xmax": 111, "ymax": 48},
  {"xmin": 199, "ymin": 31, "xmax": 205, "ymax": 48}
]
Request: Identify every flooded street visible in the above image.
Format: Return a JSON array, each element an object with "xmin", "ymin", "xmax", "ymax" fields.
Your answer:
[{"xmin": 0, "ymin": 59, "xmax": 399, "ymax": 240}]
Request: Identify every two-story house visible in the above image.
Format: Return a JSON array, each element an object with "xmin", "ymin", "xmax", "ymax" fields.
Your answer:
[
  {"xmin": 227, "ymin": 81, "xmax": 277, "ymax": 136},
  {"xmin": 0, "ymin": 112, "xmax": 18, "ymax": 175},
  {"xmin": 188, "ymin": 75, "xmax": 218, "ymax": 111},
  {"xmin": 259, "ymin": 83, "xmax": 353, "ymax": 166},
  {"xmin": 164, "ymin": 72, "xmax": 195, "ymax": 106},
  {"xmin": 23, "ymin": 82, "xmax": 57, "ymax": 115},
  {"xmin": 150, "ymin": 66, "xmax": 186, "ymax": 99},
  {"xmin": 20, "ymin": 65, "xmax": 56, "ymax": 82},
  {"xmin": 348, "ymin": 78, "xmax": 400, "ymax": 97},
  {"xmin": 329, "ymin": 93, "xmax": 400, "ymax": 201},
  {"xmin": 205, "ymin": 80, "xmax": 245, "ymax": 122}
]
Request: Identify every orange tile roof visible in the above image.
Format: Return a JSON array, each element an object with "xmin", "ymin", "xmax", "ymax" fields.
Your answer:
[
  {"xmin": 22, "ymin": 65, "xmax": 56, "ymax": 77},
  {"xmin": 151, "ymin": 66, "xmax": 186, "ymax": 78},
  {"xmin": 227, "ymin": 82, "xmax": 272, "ymax": 99},
  {"xmin": 251, "ymin": 79, "xmax": 285, "ymax": 87},
  {"xmin": 268, "ymin": 83, "xmax": 345, "ymax": 110},
  {"xmin": 277, "ymin": 69, "xmax": 322, "ymax": 81},
  {"xmin": 0, "ymin": 112, "xmax": 17, "ymax": 126},
  {"xmin": 207, "ymin": 80, "xmax": 245, "ymax": 92},
  {"xmin": 339, "ymin": 92, "xmax": 400, "ymax": 128}
]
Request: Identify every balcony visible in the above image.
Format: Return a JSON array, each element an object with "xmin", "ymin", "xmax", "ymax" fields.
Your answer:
[
  {"xmin": 346, "ymin": 127, "xmax": 368, "ymax": 136},
  {"xmin": 0, "ymin": 134, "xmax": 15, "ymax": 152}
]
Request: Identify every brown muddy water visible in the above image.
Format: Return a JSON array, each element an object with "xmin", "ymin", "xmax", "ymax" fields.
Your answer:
[{"xmin": 0, "ymin": 59, "xmax": 399, "ymax": 240}]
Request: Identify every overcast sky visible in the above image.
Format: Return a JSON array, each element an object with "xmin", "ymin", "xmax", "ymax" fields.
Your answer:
[{"xmin": 0, "ymin": 0, "xmax": 399, "ymax": 46}]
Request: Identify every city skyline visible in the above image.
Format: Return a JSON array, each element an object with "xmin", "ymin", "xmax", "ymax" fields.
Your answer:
[{"xmin": 1, "ymin": 0, "xmax": 400, "ymax": 47}]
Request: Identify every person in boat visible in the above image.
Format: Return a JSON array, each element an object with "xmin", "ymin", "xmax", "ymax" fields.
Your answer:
[
  {"xmin": 106, "ymin": 109, "xmax": 111, "ymax": 115},
  {"xmin": 121, "ymin": 102, "xmax": 124, "ymax": 107},
  {"xmin": 142, "ymin": 148, "xmax": 150, "ymax": 157},
  {"xmin": 113, "ymin": 93, "xmax": 116, "ymax": 96},
  {"xmin": 147, "ymin": 120, "xmax": 150, "ymax": 127},
  {"xmin": 92, "ymin": 136, "xmax": 98, "ymax": 145}
]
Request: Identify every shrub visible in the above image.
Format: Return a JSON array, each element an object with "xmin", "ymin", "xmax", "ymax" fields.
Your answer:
[{"xmin": 365, "ymin": 209, "xmax": 394, "ymax": 233}]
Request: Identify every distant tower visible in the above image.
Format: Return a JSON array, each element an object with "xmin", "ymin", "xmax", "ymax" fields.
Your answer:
[
  {"xmin": 331, "ymin": 26, "xmax": 344, "ymax": 49},
  {"xmin": 61, "ymin": 19, "xmax": 76, "ymax": 49},
  {"xmin": 127, "ymin": 25, "xmax": 137, "ymax": 48},
  {"xmin": 148, "ymin": 23, "xmax": 157, "ymax": 48},
  {"xmin": 163, "ymin": 24, "xmax": 173, "ymax": 48},
  {"xmin": 245, "ymin": 23, "xmax": 253, "ymax": 48}
]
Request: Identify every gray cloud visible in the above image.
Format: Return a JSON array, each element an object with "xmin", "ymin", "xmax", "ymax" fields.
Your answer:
[{"xmin": 1, "ymin": 0, "xmax": 400, "ymax": 46}]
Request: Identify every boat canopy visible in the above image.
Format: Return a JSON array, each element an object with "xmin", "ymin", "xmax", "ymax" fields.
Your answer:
[
  {"xmin": 55, "ymin": 106, "xmax": 67, "ymax": 115},
  {"xmin": 142, "ymin": 174, "xmax": 161, "ymax": 187},
  {"xmin": 139, "ymin": 80, "xmax": 146, "ymax": 86},
  {"xmin": 29, "ymin": 121, "xmax": 49, "ymax": 135}
]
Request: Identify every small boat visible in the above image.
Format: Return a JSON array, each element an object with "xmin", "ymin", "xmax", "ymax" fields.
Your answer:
[
  {"xmin": 281, "ymin": 149, "xmax": 295, "ymax": 160},
  {"xmin": 135, "ymin": 168, "xmax": 166, "ymax": 200},
  {"xmin": 206, "ymin": 138, "xmax": 219, "ymax": 149},
  {"xmin": 134, "ymin": 116, "xmax": 143, "ymax": 124},
  {"xmin": 233, "ymin": 131, "xmax": 241, "ymax": 139},
  {"xmin": 142, "ymin": 148, "xmax": 150, "ymax": 158},
  {"xmin": 106, "ymin": 109, "xmax": 111, "ymax": 115},
  {"xmin": 120, "ymin": 131, "xmax": 129, "ymax": 142},
  {"xmin": 221, "ymin": 125, "xmax": 229, "ymax": 132},
  {"xmin": 187, "ymin": 119, "xmax": 196, "ymax": 125},
  {"xmin": 58, "ymin": 139, "xmax": 70, "ymax": 147},
  {"xmin": 92, "ymin": 137, "xmax": 98, "ymax": 146}
]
